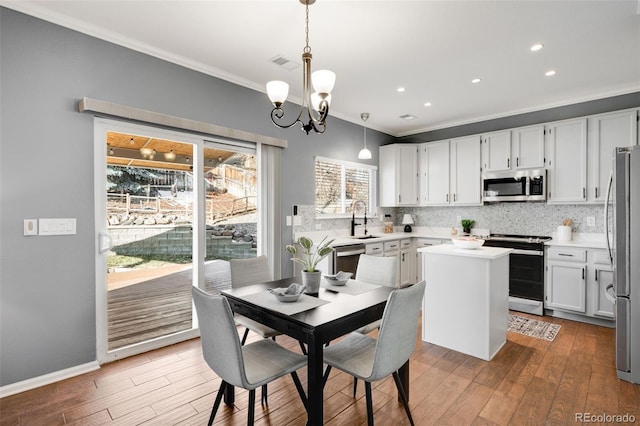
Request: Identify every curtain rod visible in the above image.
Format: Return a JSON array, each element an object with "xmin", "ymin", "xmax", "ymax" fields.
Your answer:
[{"xmin": 78, "ymin": 97, "xmax": 287, "ymax": 149}]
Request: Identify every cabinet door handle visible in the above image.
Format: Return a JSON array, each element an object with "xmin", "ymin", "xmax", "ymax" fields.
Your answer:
[
  {"xmin": 398, "ymin": 195, "xmax": 401, "ymax": 203},
  {"xmin": 582, "ymin": 268, "xmax": 585, "ymax": 280},
  {"xmin": 453, "ymin": 193, "xmax": 457, "ymax": 202},
  {"xmin": 516, "ymin": 157, "xmax": 520, "ymax": 167},
  {"xmin": 595, "ymin": 270, "xmax": 598, "ymax": 281},
  {"xmin": 558, "ymin": 253, "xmax": 574, "ymax": 257},
  {"xmin": 583, "ymin": 187, "xmax": 586, "ymax": 199},
  {"xmin": 507, "ymin": 158, "xmax": 510, "ymax": 168},
  {"xmin": 595, "ymin": 187, "xmax": 598, "ymax": 198},
  {"xmin": 446, "ymin": 194, "xmax": 449, "ymax": 202}
]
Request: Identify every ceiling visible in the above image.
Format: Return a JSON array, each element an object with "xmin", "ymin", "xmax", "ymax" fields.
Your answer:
[{"xmin": 3, "ymin": 0, "xmax": 639, "ymax": 137}]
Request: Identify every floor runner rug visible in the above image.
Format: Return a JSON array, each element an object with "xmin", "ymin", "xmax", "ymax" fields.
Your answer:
[{"xmin": 508, "ymin": 314, "xmax": 561, "ymax": 341}]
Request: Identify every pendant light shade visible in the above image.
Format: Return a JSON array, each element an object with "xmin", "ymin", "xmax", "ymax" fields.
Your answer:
[{"xmin": 358, "ymin": 112, "xmax": 372, "ymax": 160}]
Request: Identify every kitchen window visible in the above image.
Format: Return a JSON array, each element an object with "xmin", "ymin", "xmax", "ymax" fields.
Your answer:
[{"xmin": 315, "ymin": 156, "xmax": 377, "ymax": 217}]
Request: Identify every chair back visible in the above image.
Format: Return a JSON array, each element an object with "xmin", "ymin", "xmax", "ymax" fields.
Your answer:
[
  {"xmin": 369, "ymin": 280, "xmax": 426, "ymax": 381},
  {"xmin": 229, "ymin": 255, "xmax": 272, "ymax": 288},
  {"xmin": 192, "ymin": 287, "xmax": 248, "ymax": 388},
  {"xmin": 355, "ymin": 254, "xmax": 397, "ymax": 288}
]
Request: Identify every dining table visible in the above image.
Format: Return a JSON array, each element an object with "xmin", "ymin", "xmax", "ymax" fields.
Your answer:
[{"xmin": 220, "ymin": 277, "xmax": 409, "ymax": 425}]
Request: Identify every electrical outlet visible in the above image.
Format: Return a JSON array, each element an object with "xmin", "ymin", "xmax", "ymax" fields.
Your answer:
[
  {"xmin": 456, "ymin": 215, "xmax": 462, "ymax": 223},
  {"xmin": 586, "ymin": 216, "xmax": 595, "ymax": 227},
  {"xmin": 24, "ymin": 219, "xmax": 38, "ymax": 236}
]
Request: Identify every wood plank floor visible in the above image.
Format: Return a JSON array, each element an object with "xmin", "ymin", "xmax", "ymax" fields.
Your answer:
[{"xmin": 2, "ymin": 312, "xmax": 638, "ymax": 425}]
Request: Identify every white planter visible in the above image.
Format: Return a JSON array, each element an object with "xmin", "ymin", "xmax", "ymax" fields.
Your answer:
[{"xmin": 301, "ymin": 270, "xmax": 322, "ymax": 294}]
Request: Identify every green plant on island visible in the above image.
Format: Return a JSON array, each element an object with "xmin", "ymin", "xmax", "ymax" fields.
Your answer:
[
  {"xmin": 461, "ymin": 219, "xmax": 475, "ymax": 234},
  {"xmin": 286, "ymin": 236, "xmax": 335, "ymax": 272}
]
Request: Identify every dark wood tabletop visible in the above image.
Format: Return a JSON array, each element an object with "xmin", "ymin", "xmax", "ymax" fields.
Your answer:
[{"xmin": 220, "ymin": 277, "xmax": 396, "ymax": 425}]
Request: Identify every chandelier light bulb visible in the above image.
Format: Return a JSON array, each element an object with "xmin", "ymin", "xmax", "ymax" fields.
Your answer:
[{"xmin": 266, "ymin": 80, "xmax": 289, "ymax": 107}]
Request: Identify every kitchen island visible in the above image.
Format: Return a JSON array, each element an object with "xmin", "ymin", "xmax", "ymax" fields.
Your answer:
[{"xmin": 419, "ymin": 244, "xmax": 512, "ymax": 361}]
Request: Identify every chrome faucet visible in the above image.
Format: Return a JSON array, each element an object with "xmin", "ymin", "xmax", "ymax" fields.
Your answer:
[{"xmin": 351, "ymin": 201, "xmax": 368, "ymax": 236}]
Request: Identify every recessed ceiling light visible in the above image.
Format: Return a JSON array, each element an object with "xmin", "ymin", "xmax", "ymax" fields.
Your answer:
[
  {"xmin": 471, "ymin": 78, "xmax": 481, "ymax": 84},
  {"xmin": 424, "ymin": 102, "xmax": 432, "ymax": 107},
  {"xmin": 545, "ymin": 70, "xmax": 557, "ymax": 76},
  {"xmin": 400, "ymin": 114, "xmax": 417, "ymax": 120},
  {"xmin": 530, "ymin": 43, "xmax": 544, "ymax": 52},
  {"xmin": 397, "ymin": 87, "xmax": 406, "ymax": 93}
]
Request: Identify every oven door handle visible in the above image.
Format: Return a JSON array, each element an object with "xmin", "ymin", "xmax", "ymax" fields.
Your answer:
[
  {"xmin": 510, "ymin": 249, "xmax": 544, "ymax": 256},
  {"xmin": 336, "ymin": 249, "xmax": 366, "ymax": 257}
]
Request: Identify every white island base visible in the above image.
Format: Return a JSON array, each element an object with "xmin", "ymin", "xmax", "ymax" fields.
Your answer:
[{"xmin": 419, "ymin": 245, "xmax": 512, "ymax": 361}]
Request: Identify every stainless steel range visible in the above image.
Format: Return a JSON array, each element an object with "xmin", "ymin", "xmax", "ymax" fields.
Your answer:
[{"xmin": 482, "ymin": 234, "xmax": 551, "ymax": 316}]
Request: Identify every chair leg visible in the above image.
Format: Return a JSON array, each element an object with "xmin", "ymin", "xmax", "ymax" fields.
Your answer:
[
  {"xmin": 298, "ymin": 341, "xmax": 307, "ymax": 355},
  {"xmin": 392, "ymin": 371, "xmax": 415, "ymax": 426},
  {"xmin": 365, "ymin": 381, "xmax": 374, "ymax": 426},
  {"xmin": 290, "ymin": 371, "xmax": 308, "ymax": 410},
  {"xmin": 208, "ymin": 381, "xmax": 227, "ymax": 426},
  {"xmin": 241, "ymin": 328, "xmax": 250, "ymax": 345},
  {"xmin": 322, "ymin": 365, "xmax": 332, "ymax": 388},
  {"xmin": 261, "ymin": 384, "xmax": 268, "ymax": 406},
  {"xmin": 248, "ymin": 389, "xmax": 256, "ymax": 426},
  {"xmin": 353, "ymin": 377, "xmax": 358, "ymax": 397}
]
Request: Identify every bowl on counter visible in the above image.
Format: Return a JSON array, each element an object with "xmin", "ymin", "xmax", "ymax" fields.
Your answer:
[{"xmin": 451, "ymin": 236, "xmax": 485, "ymax": 250}]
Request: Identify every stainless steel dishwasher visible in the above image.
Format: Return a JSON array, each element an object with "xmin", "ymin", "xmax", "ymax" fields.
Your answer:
[{"xmin": 331, "ymin": 243, "xmax": 366, "ymax": 275}]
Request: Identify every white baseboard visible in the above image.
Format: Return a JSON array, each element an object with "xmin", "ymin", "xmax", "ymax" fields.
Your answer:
[{"xmin": 0, "ymin": 361, "xmax": 100, "ymax": 398}]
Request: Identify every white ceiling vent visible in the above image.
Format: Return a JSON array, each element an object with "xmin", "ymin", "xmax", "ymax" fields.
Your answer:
[
  {"xmin": 399, "ymin": 114, "xmax": 417, "ymax": 120},
  {"xmin": 269, "ymin": 55, "xmax": 299, "ymax": 71}
]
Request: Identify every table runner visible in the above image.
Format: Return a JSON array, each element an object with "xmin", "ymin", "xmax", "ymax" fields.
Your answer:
[
  {"xmin": 321, "ymin": 279, "xmax": 381, "ymax": 296},
  {"xmin": 241, "ymin": 290, "xmax": 330, "ymax": 316}
]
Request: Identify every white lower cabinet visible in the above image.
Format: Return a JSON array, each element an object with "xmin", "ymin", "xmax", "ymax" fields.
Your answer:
[
  {"xmin": 588, "ymin": 249, "xmax": 615, "ymax": 319},
  {"xmin": 415, "ymin": 238, "xmax": 445, "ymax": 282},
  {"xmin": 545, "ymin": 246, "xmax": 615, "ymax": 325},
  {"xmin": 399, "ymin": 238, "xmax": 414, "ymax": 286}
]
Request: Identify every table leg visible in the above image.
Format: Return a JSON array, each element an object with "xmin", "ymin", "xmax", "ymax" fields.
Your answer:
[
  {"xmin": 398, "ymin": 360, "xmax": 410, "ymax": 402},
  {"xmin": 223, "ymin": 384, "xmax": 235, "ymax": 406},
  {"xmin": 306, "ymin": 336, "xmax": 323, "ymax": 426}
]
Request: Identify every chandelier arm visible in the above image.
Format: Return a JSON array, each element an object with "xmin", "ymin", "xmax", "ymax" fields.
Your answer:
[{"xmin": 270, "ymin": 107, "xmax": 305, "ymax": 129}]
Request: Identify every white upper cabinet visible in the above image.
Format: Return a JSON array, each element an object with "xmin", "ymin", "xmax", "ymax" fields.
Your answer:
[
  {"xmin": 419, "ymin": 136, "xmax": 481, "ymax": 206},
  {"xmin": 450, "ymin": 135, "xmax": 482, "ymax": 205},
  {"xmin": 419, "ymin": 141, "xmax": 450, "ymax": 206},
  {"xmin": 587, "ymin": 109, "xmax": 638, "ymax": 202},
  {"xmin": 545, "ymin": 118, "xmax": 588, "ymax": 204},
  {"xmin": 512, "ymin": 125, "xmax": 546, "ymax": 169},
  {"xmin": 379, "ymin": 144, "xmax": 419, "ymax": 207},
  {"xmin": 481, "ymin": 131, "xmax": 511, "ymax": 172}
]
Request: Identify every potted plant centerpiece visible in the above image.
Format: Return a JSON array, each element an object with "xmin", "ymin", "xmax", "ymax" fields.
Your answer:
[
  {"xmin": 461, "ymin": 219, "xmax": 475, "ymax": 235},
  {"xmin": 286, "ymin": 236, "xmax": 334, "ymax": 294}
]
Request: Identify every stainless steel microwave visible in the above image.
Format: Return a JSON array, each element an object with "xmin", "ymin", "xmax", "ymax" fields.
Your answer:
[{"xmin": 482, "ymin": 169, "xmax": 546, "ymax": 202}]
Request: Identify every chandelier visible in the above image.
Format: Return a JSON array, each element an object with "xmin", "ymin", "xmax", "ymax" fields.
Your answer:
[{"xmin": 266, "ymin": 0, "xmax": 335, "ymax": 135}]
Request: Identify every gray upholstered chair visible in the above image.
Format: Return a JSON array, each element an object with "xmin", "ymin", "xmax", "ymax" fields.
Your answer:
[
  {"xmin": 355, "ymin": 254, "xmax": 398, "ymax": 288},
  {"xmin": 322, "ymin": 280, "xmax": 426, "ymax": 426},
  {"xmin": 192, "ymin": 287, "xmax": 308, "ymax": 426},
  {"xmin": 229, "ymin": 256, "xmax": 279, "ymax": 345}
]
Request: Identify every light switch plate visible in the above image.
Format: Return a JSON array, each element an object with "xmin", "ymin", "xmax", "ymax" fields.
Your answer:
[
  {"xmin": 586, "ymin": 216, "xmax": 595, "ymax": 227},
  {"xmin": 39, "ymin": 218, "xmax": 77, "ymax": 236}
]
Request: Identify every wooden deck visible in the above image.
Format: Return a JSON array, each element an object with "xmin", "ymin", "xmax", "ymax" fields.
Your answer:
[{"xmin": 107, "ymin": 260, "xmax": 231, "ymax": 350}]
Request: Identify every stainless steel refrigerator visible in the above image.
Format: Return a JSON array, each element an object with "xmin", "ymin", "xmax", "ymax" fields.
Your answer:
[{"xmin": 606, "ymin": 145, "xmax": 640, "ymax": 384}]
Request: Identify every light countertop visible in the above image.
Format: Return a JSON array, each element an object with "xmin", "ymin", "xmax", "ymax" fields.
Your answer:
[
  {"xmin": 418, "ymin": 244, "xmax": 513, "ymax": 260},
  {"xmin": 545, "ymin": 233, "xmax": 608, "ymax": 249}
]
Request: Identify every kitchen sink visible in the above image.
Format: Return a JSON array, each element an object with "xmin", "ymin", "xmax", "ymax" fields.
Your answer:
[{"xmin": 352, "ymin": 235, "xmax": 381, "ymax": 239}]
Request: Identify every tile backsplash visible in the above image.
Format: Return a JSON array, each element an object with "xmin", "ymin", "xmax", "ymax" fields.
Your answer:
[{"xmin": 293, "ymin": 203, "xmax": 605, "ymax": 237}]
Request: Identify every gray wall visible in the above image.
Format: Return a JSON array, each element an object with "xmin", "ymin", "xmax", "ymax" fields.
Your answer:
[
  {"xmin": 0, "ymin": 6, "xmax": 637, "ymax": 388},
  {"xmin": 0, "ymin": 7, "xmax": 390, "ymax": 386}
]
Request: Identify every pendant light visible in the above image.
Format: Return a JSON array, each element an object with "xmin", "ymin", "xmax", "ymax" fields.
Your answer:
[{"xmin": 358, "ymin": 112, "xmax": 372, "ymax": 160}]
